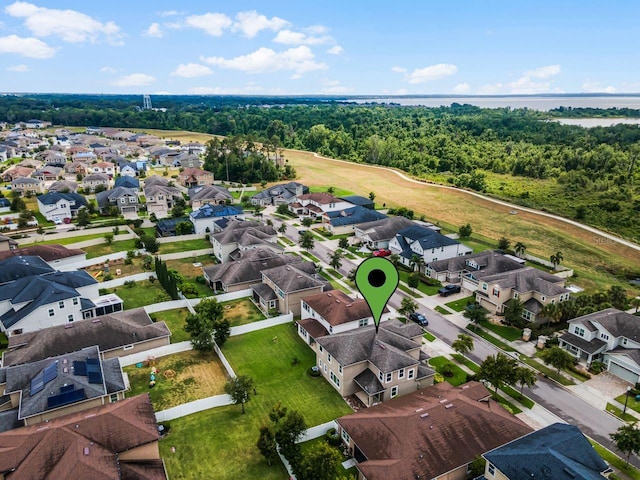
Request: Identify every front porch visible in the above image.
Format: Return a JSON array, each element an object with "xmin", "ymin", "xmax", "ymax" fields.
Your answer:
[
  {"xmin": 559, "ymin": 332, "xmax": 607, "ymax": 365},
  {"xmin": 353, "ymin": 369, "xmax": 386, "ymax": 407}
]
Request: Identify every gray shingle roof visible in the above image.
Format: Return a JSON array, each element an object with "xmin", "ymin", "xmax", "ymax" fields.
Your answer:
[
  {"xmin": 0, "ymin": 256, "xmax": 54, "ymax": 285},
  {"xmin": 570, "ymin": 308, "xmax": 640, "ymax": 341},
  {"xmin": 188, "ymin": 185, "xmax": 232, "ymax": 202},
  {"xmin": 427, "ymin": 250, "xmax": 525, "ymax": 276},
  {"xmin": 325, "ymin": 206, "xmax": 387, "ymax": 227},
  {"xmin": 396, "ymin": 225, "xmax": 459, "ymax": 249},
  {"xmin": 261, "ymin": 262, "xmax": 326, "ymax": 294},
  {"xmin": 559, "ymin": 332, "xmax": 607, "ymax": 354},
  {"xmin": 354, "ymin": 369, "xmax": 385, "ymax": 395},
  {"xmin": 480, "ymin": 267, "xmax": 569, "ymax": 296}
]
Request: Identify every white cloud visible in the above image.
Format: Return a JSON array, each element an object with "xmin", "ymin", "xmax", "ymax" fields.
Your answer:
[
  {"xmin": 101, "ymin": 66, "xmax": 116, "ymax": 73},
  {"xmin": 110, "ymin": 73, "xmax": 156, "ymax": 87},
  {"xmin": 391, "ymin": 66, "xmax": 407, "ymax": 73},
  {"xmin": 188, "ymin": 85, "xmax": 265, "ymax": 95},
  {"xmin": 158, "ymin": 10, "xmax": 181, "ymax": 17},
  {"xmin": 201, "ymin": 45, "xmax": 327, "ymax": 75},
  {"xmin": 478, "ymin": 76, "xmax": 551, "ymax": 95},
  {"xmin": 582, "ymin": 81, "xmax": 616, "ymax": 94},
  {"xmin": 233, "ymin": 10, "xmax": 288, "ymax": 38},
  {"xmin": 405, "ymin": 64, "xmax": 457, "ymax": 84},
  {"xmin": 273, "ymin": 29, "xmax": 332, "ymax": 45},
  {"xmin": 5, "ymin": 1, "xmax": 123, "ymax": 45},
  {"xmin": 185, "ymin": 12, "xmax": 232, "ymax": 36},
  {"xmin": 171, "ymin": 63, "xmax": 212, "ymax": 78},
  {"xmin": 453, "ymin": 82, "xmax": 470, "ymax": 94},
  {"xmin": 524, "ymin": 64, "xmax": 561, "ymax": 79},
  {"xmin": 327, "ymin": 45, "xmax": 343, "ymax": 55},
  {"xmin": 320, "ymin": 79, "xmax": 352, "ymax": 94},
  {"xmin": 306, "ymin": 25, "xmax": 329, "ymax": 35},
  {"xmin": 7, "ymin": 64, "xmax": 28, "ymax": 72},
  {"xmin": 144, "ymin": 23, "xmax": 162, "ymax": 38},
  {"xmin": 0, "ymin": 34, "xmax": 56, "ymax": 58}
]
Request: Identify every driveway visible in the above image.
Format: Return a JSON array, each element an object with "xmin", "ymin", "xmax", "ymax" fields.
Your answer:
[{"xmin": 568, "ymin": 372, "xmax": 632, "ymax": 410}]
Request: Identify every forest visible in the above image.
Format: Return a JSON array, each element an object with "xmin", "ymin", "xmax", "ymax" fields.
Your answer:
[{"xmin": 1, "ymin": 94, "xmax": 638, "ymax": 239}]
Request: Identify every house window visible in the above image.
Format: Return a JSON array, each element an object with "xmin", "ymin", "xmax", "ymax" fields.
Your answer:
[
  {"xmin": 67, "ymin": 314, "xmax": 74, "ymax": 322},
  {"xmin": 359, "ymin": 318, "xmax": 368, "ymax": 327},
  {"xmin": 110, "ymin": 394, "xmax": 118, "ymax": 403},
  {"xmin": 541, "ymin": 296, "xmax": 546, "ymax": 302},
  {"xmin": 407, "ymin": 369, "xmax": 415, "ymax": 380},
  {"xmin": 48, "ymin": 308, "xmax": 55, "ymax": 317},
  {"xmin": 391, "ymin": 386, "xmax": 399, "ymax": 398},
  {"xmin": 329, "ymin": 326, "xmax": 333, "ymax": 334},
  {"xmin": 623, "ymin": 338, "xmax": 628, "ymax": 345},
  {"xmin": 302, "ymin": 302, "xmax": 309, "ymax": 312},
  {"xmin": 124, "ymin": 344, "xmax": 134, "ymax": 350},
  {"xmin": 341, "ymin": 430, "xmax": 350, "ymax": 443},
  {"xmin": 386, "ymin": 372, "xmax": 392, "ymax": 383},
  {"xmin": 339, "ymin": 365, "xmax": 343, "ymax": 375},
  {"xmin": 482, "ymin": 283, "xmax": 488, "ymax": 291},
  {"xmin": 398, "ymin": 369, "xmax": 405, "ymax": 379},
  {"xmin": 378, "ymin": 371, "xmax": 384, "ymax": 382},
  {"xmin": 600, "ymin": 333, "xmax": 609, "ymax": 341},
  {"xmin": 492, "ymin": 288, "xmax": 500, "ymax": 297},
  {"xmin": 12, "ymin": 329, "xmax": 22, "ymax": 335},
  {"xmin": 514, "ymin": 292, "xmax": 519, "ymax": 299},
  {"xmin": 59, "ymin": 300, "xmax": 65, "ymax": 309},
  {"xmin": 323, "ymin": 365, "xmax": 327, "ymax": 373},
  {"xmin": 327, "ymin": 354, "xmax": 332, "ymax": 363},
  {"xmin": 488, "ymin": 463, "xmax": 495, "ymax": 476},
  {"xmin": 575, "ymin": 327, "xmax": 585, "ymax": 337},
  {"xmin": 120, "ymin": 198, "xmax": 126, "ymax": 203},
  {"xmin": 318, "ymin": 345, "xmax": 323, "ymax": 353},
  {"xmin": 73, "ymin": 298, "xmax": 78, "ymax": 306},
  {"xmin": 330, "ymin": 371, "xmax": 341, "ymax": 388}
]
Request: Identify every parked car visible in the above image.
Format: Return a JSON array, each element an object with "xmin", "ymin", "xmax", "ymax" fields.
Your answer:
[
  {"xmin": 408, "ymin": 312, "xmax": 428, "ymax": 326},
  {"xmin": 298, "ymin": 229, "xmax": 307, "ymax": 235},
  {"xmin": 438, "ymin": 284, "xmax": 461, "ymax": 296},
  {"xmin": 372, "ymin": 248, "xmax": 391, "ymax": 257}
]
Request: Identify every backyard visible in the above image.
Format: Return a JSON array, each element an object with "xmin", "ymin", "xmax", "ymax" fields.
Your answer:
[
  {"xmin": 165, "ymin": 255, "xmax": 216, "ymax": 298},
  {"xmin": 160, "ymin": 323, "xmax": 353, "ymax": 480},
  {"xmin": 220, "ymin": 298, "xmax": 266, "ymax": 327},
  {"xmin": 106, "ymin": 280, "xmax": 170, "ymax": 309},
  {"xmin": 124, "ymin": 350, "xmax": 228, "ymax": 411},
  {"xmin": 150, "ymin": 308, "xmax": 191, "ymax": 343}
]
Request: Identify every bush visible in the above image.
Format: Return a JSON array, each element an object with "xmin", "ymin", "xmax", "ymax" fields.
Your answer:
[
  {"xmin": 325, "ymin": 428, "xmax": 342, "ymax": 447},
  {"xmin": 99, "ymin": 288, "xmax": 108, "ymax": 295},
  {"xmin": 103, "ymin": 272, "xmax": 113, "ymax": 281},
  {"xmin": 308, "ymin": 366, "xmax": 321, "ymax": 377},
  {"xmin": 124, "ymin": 280, "xmax": 136, "ymax": 288},
  {"xmin": 195, "ymin": 275, "xmax": 206, "ymax": 284},
  {"xmin": 180, "ymin": 282, "xmax": 198, "ymax": 296},
  {"xmin": 589, "ymin": 360, "xmax": 606, "ymax": 375}
]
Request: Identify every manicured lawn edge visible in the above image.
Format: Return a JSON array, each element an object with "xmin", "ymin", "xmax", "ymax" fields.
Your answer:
[{"xmin": 589, "ymin": 438, "xmax": 640, "ymax": 480}]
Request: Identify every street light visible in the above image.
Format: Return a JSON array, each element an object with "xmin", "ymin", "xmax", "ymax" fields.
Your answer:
[{"xmin": 623, "ymin": 386, "xmax": 632, "ymax": 415}]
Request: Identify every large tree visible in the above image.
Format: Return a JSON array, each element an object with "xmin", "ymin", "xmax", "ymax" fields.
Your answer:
[
  {"xmin": 515, "ymin": 366, "xmax": 537, "ymax": 397},
  {"xmin": 463, "ymin": 303, "xmax": 489, "ymax": 329},
  {"xmin": 256, "ymin": 426, "xmax": 278, "ymax": 466},
  {"xmin": 398, "ymin": 296, "xmax": 418, "ymax": 318},
  {"xmin": 514, "ymin": 241, "xmax": 526, "ymax": 258},
  {"xmin": 329, "ymin": 249, "xmax": 343, "ymax": 270},
  {"xmin": 550, "ymin": 251, "xmax": 563, "ymax": 269},
  {"xmin": 539, "ymin": 346, "xmax": 574, "ymax": 374},
  {"xmin": 184, "ymin": 298, "xmax": 230, "ymax": 351},
  {"xmin": 452, "ymin": 334, "xmax": 474, "ymax": 357},
  {"xmin": 297, "ymin": 442, "xmax": 343, "ymax": 480},
  {"xmin": 478, "ymin": 353, "xmax": 518, "ymax": 394},
  {"xmin": 611, "ymin": 424, "xmax": 640, "ymax": 465},
  {"xmin": 275, "ymin": 410, "xmax": 307, "ymax": 460},
  {"xmin": 503, "ymin": 298, "xmax": 524, "ymax": 327},
  {"xmin": 224, "ymin": 375, "xmax": 254, "ymax": 414},
  {"xmin": 299, "ymin": 231, "xmax": 315, "ymax": 251}
]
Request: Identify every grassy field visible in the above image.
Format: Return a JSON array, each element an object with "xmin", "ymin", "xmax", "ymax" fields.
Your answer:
[
  {"xmin": 160, "ymin": 323, "xmax": 352, "ymax": 480},
  {"xmin": 21, "ymin": 232, "xmax": 108, "ymax": 246},
  {"xmin": 159, "ymin": 238, "xmax": 212, "ymax": 254},
  {"xmin": 434, "ymin": 306, "xmax": 450, "ymax": 315},
  {"xmin": 165, "ymin": 255, "xmax": 215, "ymax": 298},
  {"xmin": 398, "ymin": 270, "xmax": 440, "ymax": 296},
  {"xmin": 124, "ymin": 350, "xmax": 227, "ymax": 410},
  {"xmin": 466, "ymin": 325, "xmax": 517, "ymax": 352},
  {"xmin": 428, "ymin": 356, "xmax": 468, "ymax": 386},
  {"xmin": 83, "ymin": 239, "xmax": 138, "ymax": 258},
  {"xmin": 107, "ymin": 280, "xmax": 170, "ymax": 309},
  {"xmin": 590, "ymin": 439, "xmax": 640, "ymax": 480},
  {"xmin": 150, "ymin": 308, "xmax": 191, "ymax": 343}
]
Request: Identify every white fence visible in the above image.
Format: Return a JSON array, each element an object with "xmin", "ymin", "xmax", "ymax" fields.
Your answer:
[
  {"xmin": 157, "ymin": 248, "xmax": 213, "ymax": 261},
  {"xmin": 100, "ymin": 272, "xmax": 157, "ymax": 289},
  {"xmin": 155, "ymin": 394, "xmax": 234, "ymax": 422},
  {"xmin": 119, "ymin": 341, "xmax": 193, "ymax": 366},
  {"xmin": 16, "ymin": 225, "xmax": 135, "ymax": 245},
  {"xmin": 214, "ymin": 342, "xmax": 236, "ymax": 378},
  {"xmin": 68, "ymin": 233, "xmax": 136, "ymax": 249},
  {"xmin": 58, "ymin": 251, "xmax": 130, "ymax": 271},
  {"xmin": 157, "ymin": 233, "xmax": 207, "ymax": 244},
  {"xmin": 230, "ymin": 313, "xmax": 293, "ymax": 336},
  {"xmin": 144, "ymin": 300, "xmax": 189, "ymax": 315}
]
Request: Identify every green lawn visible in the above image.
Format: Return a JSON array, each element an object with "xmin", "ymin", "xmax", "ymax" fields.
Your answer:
[
  {"xmin": 309, "ymin": 186, "xmax": 355, "ymax": 197},
  {"xmin": 398, "ymin": 270, "xmax": 440, "ymax": 296},
  {"xmin": 326, "ymin": 268, "xmax": 343, "ymax": 279},
  {"xmin": 614, "ymin": 392, "xmax": 640, "ymax": 416},
  {"xmin": 589, "ymin": 439, "xmax": 640, "ymax": 480},
  {"xmin": 445, "ymin": 295, "xmax": 476, "ymax": 312},
  {"xmin": 479, "ymin": 320, "xmax": 523, "ymax": 342},
  {"xmin": 107, "ymin": 280, "xmax": 170, "ymax": 309},
  {"xmin": 22, "ymin": 232, "xmax": 108, "ymax": 246},
  {"xmin": 492, "ymin": 392, "xmax": 522, "ymax": 415},
  {"xmin": 150, "ymin": 308, "xmax": 191, "ymax": 343},
  {"xmin": 299, "ymin": 437, "xmax": 358, "ymax": 479},
  {"xmin": 606, "ymin": 402, "xmax": 638, "ymax": 423},
  {"xmin": 220, "ymin": 298, "xmax": 266, "ymax": 327},
  {"xmin": 434, "ymin": 306, "xmax": 450, "ymax": 315},
  {"xmin": 428, "ymin": 356, "xmax": 468, "ymax": 386},
  {"xmin": 160, "ymin": 324, "xmax": 352, "ymax": 480},
  {"xmin": 398, "ymin": 283, "xmax": 423, "ymax": 298},
  {"xmin": 465, "ymin": 325, "xmax": 517, "ymax": 352},
  {"xmin": 300, "ymin": 251, "xmax": 320, "ymax": 263},
  {"xmin": 165, "ymin": 255, "xmax": 216, "ymax": 298},
  {"xmin": 158, "ymin": 238, "xmax": 212, "ymax": 254},
  {"xmin": 423, "ymin": 331, "xmax": 436, "ymax": 342},
  {"xmin": 279, "ymin": 236, "xmax": 295, "ymax": 246},
  {"xmin": 82, "ymin": 239, "xmax": 138, "ymax": 258},
  {"xmin": 451, "ymin": 354, "xmax": 479, "ymax": 372},
  {"xmin": 520, "ymin": 357, "xmax": 575, "ymax": 386}
]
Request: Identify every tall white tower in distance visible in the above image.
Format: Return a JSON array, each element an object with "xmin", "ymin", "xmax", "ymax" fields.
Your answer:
[{"xmin": 142, "ymin": 94, "xmax": 152, "ymax": 110}]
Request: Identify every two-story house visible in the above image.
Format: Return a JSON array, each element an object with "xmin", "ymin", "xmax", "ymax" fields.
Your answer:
[
  {"xmin": 178, "ymin": 167, "xmax": 214, "ymax": 188},
  {"xmin": 144, "ymin": 183, "xmax": 184, "ymax": 215},
  {"xmin": 188, "ymin": 185, "xmax": 233, "ymax": 209},
  {"xmin": 389, "ymin": 225, "xmax": 473, "ymax": 270},
  {"xmin": 82, "ymin": 173, "xmax": 110, "ymax": 192},
  {"xmin": 314, "ymin": 319, "xmax": 435, "ymax": 407},
  {"xmin": 36, "ymin": 192, "xmax": 88, "ymax": 222},
  {"xmin": 11, "ymin": 177, "xmax": 44, "ymax": 196},
  {"xmin": 289, "ymin": 192, "xmax": 353, "ymax": 218},
  {"xmin": 321, "ymin": 206, "xmax": 387, "ymax": 235},
  {"xmin": 2, "ymin": 166, "xmax": 34, "ymax": 183},
  {"xmin": 354, "ymin": 216, "xmax": 415, "ymax": 250},
  {"xmin": 189, "ymin": 204, "xmax": 245, "ymax": 234},
  {"xmin": 95, "ymin": 187, "xmax": 139, "ymax": 214},
  {"xmin": 88, "ymin": 161, "xmax": 115, "ymax": 177},
  {"xmin": 297, "ymin": 290, "xmax": 392, "ymax": 345},
  {"xmin": 475, "ymin": 267, "xmax": 571, "ymax": 323},
  {"xmin": 426, "ymin": 250, "xmax": 526, "ymax": 284},
  {"xmin": 32, "ymin": 165, "xmax": 62, "ymax": 182},
  {"xmin": 47, "ymin": 179, "xmax": 79, "ymax": 194},
  {"xmin": 209, "ymin": 219, "xmax": 280, "ymax": 263},
  {"xmin": 250, "ymin": 181, "xmax": 308, "ymax": 206},
  {"xmin": 560, "ymin": 308, "xmax": 640, "ymax": 383},
  {"xmin": 114, "ymin": 176, "xmax": 140, "ymax": 190}
]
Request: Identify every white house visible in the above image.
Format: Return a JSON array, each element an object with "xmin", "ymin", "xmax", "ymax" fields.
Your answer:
[
  {"xmin": 289, "ymin": 192, "xmax": 353, "ymax": 218},
  {"xmin": 36, "ymin": 192, "xmax": 88, "ymax": 221},
  {"xmin": 189, "ymin": 204, "xmax": 245, "ymax": 235},
  {"xmin": 389, "ymin": 224, "xmax": 472, "ymax": 269}
]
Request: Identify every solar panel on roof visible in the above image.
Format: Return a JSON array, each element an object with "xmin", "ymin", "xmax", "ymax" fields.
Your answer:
[
  {"xmin": 47, "ymin": 388, "xmax": 86, "ymax": 409},
  {"xmin": 60, "ymin": 384, "xmax": 75, "ymax": 393},
  {"xmin": 88, "ymin": 372, "xmax": 103, "ymax": 384},
  {"xmin": 73, "ymin": 361, "xmax": 87, "ymax": 376},
  {"xmin": 43, "ymin": 362, "xmax": 58, "ymax": 384},
  {"xmin": 30, "ymin": 374, "xmax": 44, "ymax": 396}
]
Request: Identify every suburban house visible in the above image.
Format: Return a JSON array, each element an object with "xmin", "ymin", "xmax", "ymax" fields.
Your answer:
[
  {"xmin": 202, "ymin": 249, "xmax": 303, "ymax": 293},
  {"xmin": 116, "ymin": 159, "xmax": 141, "ymax": 176},
  {"xmin": 2, "ymin": 166, "xmax": 34, "ymax": 182},
  {"xmin": 425, "ymin": 250, "xmax": 526, "ymax": 284},
  {"xmin": 11, "ymin": 177, "xmax": 44, "ymax": 196},
  {"xmin": 0, "ymin": 255, "xmax": 123, "ymax": 336},
  {"xmin": 144, "ymin": 183, "xmax": 184, "ymax": 215},
  {"xmin": 339, "ymin": 195, "xmax": 375, "ymax": 210},
  {"xmin": 321, "ymin": 206, "xmax": 387, "ymax": 235},
  {"xmin": 155, "ymin": 217, "xmax": 191, "ymax": 237},
  {"xmin": 209, "ymin": 219, "xmax": 280, "ymax": 263},
  {"xmin": 96, "ymin": 187, "xmax": 139, "ymax": 214},
  {"xmin": 82, "ymin": 173, "xmax": 110, "ymax": 192},
  {"xmin": 314, "ymin": 320, "xmax": 435, "ymax": 407},
  {"xmin": 36, "ymin": 192, "xmax": 88, "ymax": 221},
  {"xmin": 63, "ymin": 160, "xmax": 88, "ymax": 175},
  {"xmin": 0, "ymin": 394, "xmax": 166, "ymax": 479},
  {"xmin": 47, "ymin": 179, "xmax": 78, "ymax": 193},
  {"xmin": 189, "ymin": 204, "xmax": 245, "ymax": 234},
  {"xmin": 72, "ymin": 151, "xmax": 98, "ymax": 163},
  {"xmin": 178, "ymin": 167, "xmax": 214, "ymax": 188},
  {"xmin": 114, "ymin": 175, "xmax": 140, "ymax": 190},
  {"xmin": 474, "ymin": 267, "xmax": 571, "ymax": 323},
  {"xmin": 88, "ymin": 161, "xmax": 115, "ymax": 177},
  {"xmin": 289, "ymin": 192, "xmax": 353, "ymax": 218},
  {"xmin": 337, "ymin": 381, "xmax": 532, "ymax": 480},
  {"xmin": 32, "ymin": 165, "xmax": 62, "ymax": 182},
  {"xmin": 3, "ymin": 307, "xmax": 171, "ymax": 367},
  {"xmin": 0, "ymin": 244, "xmax": 86, "ymax": 268},
  {"xmin": 0, "ymin": 234, "xmax": 18, "ymax": 252},
  {"xmin": 483, "ymin": 423, "xmax": 609, "ymax": 480},
  {"xmin": 354, "ymin": 216, "xmax": 416, "ymax": 250},
  {"xmin": 143, "ymin": 174, "xmax": 171, "ymax": 188},
  {"xmin": 20, "ymin": 119, "xmax": 49, "ymax": 129},
  {"xmin": 389, "ymin": 225, "xmax": 473, "ymax": 269},
  {"xmin": 0, "ymin": 345, "xmax": 127, "ymax": 426},
  {"xmin": 188, "ymin": 185, "xmax": 233, "ymax": 209},
  {"xmin": 297, "ymin": 290, "xmax": 391, "ymax": 344},
  {"xmin": 560, "ymin": 308, "xmax": 640, "ymax": 383},
  {"xmin": 254, "ymin": 261, "xmax": 329, "ymax": 315},
  {"xmin": 250, "ymin": 181, "xmax": 308, "ymax": 206},
  {"xmin": 172, "ymin": 152, "xmax": 202, "ymax": 168}
]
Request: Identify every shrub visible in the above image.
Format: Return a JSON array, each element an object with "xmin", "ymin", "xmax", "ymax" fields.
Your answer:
[
  {"xmin": 195, "ymin": 275, "xmax": 206, "ymax": 284},
  {"xmin": 308, "ymin": 366, "xmax": 321, "ymax": 377},
  {"xmin": 325, "ymin": 428, "xmax": 342, "ymax": 447},
  {"xmin": 589, "ymin": 361, "xmax": 606, "ymax": 375},
  {"xmin": 103, "ymin": 272, "xmax": 113, "ymax": 281},
  {"xmin": 124, "ymin": 280, "xmax": 136, "ymax": 288}
]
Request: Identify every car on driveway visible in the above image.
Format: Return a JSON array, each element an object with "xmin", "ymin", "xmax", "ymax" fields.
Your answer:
[
  {"xmin": 438, "ymin": 284, "xmax": 461, "ymax": 296},
  {"xmin": 372, "ymin": 248, "xmax": 391, "ymax": 257},
  {"xmin": 408, "ymin": 312, "xmax": 428, "ymax": 326}
]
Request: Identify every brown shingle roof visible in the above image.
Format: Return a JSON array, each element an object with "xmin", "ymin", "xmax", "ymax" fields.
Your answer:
[
  {"xmin": 301, "ymin": 290, "xmax": 375, "ymax": 326},
  {"xmin": 0, "ymin": 394, "xmax": 165, "ymax": 479},
  {"xmin": 338, "ymin": 382, "xmax": 531, "ymax": 480},
  {"xmin": 296, "ymin": 192, "xmax": 340, "ymax": 204},
  {"xmin": 0, "ymin": 244, "xmax": 85, "ymax": 263}
]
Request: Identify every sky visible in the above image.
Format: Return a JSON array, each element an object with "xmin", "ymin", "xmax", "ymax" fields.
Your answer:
[{"xmin": 1, "ymin": 1, "xmax": 639, "ymax": 96}]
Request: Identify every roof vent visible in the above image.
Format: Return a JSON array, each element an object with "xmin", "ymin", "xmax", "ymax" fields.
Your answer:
[
  {"xmin": 415, "ymin": 408, "xmax": 423, "ymax": 413},
  {"xmin": 336, "ymin": 300, "xmax": 340, "ymax": 303},
  {"xmin": 378, "ymin": 343, "xmax": 386, "ymax": 349},
  {"xmin": 327, "ymin": 293, "xmax": 332, "ymax": 297},
  {"xmin": 83, "ymin": 447, "xmax": 89, "ymax": 456},
  {"xmin": 420, "ymin": 412, "xmax": 429, "ymax": 418},
  {"xmin": 64, "ymin": 324, "xmax": 73, "ymax": 329},
  {"xmin": 439, "ymin": 399, "xmax": 448, "ymax": 404},
  {"xmin": 444, "ymin": 404, "xmax": 454, "ymax": 409},
  {"xmin": 91, "ymin": 318, "xmax": 101, "ymax": 323}
]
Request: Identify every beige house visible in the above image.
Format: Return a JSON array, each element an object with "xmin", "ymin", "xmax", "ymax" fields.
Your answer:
[
  {"xmin": 11, "ymin": 177, "xmax": 44, "ymax": 196},
  {"xmin": 314, "ymin": 319, "xmax": 435, "ymax": 407},
  {"xmin": 82, "ymin": 173, "xmax": 110, "ymax": 192},
  {"xmin": 0, "ymin": 234, "xmax": 18, "ymax": 252},
  {"xmin": 144, "ymin": 184, "xmax": 184, "ymax": 214},
  {"xmin": 178, "ymin": 167, "xmax": 214, "ymax": 187},
  {"xmin": 209, "ymin": 219, "xmax": 279, "ymax": 263},
  {"xmin": 475, "ymin": 267, "xmax": 571, "ymax": 322}
]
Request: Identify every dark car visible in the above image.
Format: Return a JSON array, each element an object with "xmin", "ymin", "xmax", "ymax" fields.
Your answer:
[
  {"xmin": 438, "ymin": 284, "xmax": 461, "ymax": 296},
  {"xmin": 408, "ymin": 312, "xmax": 428, "ymax": 326}
]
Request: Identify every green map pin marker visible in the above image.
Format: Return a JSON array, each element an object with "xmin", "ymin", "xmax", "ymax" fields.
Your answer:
[{"xmin": 355, "ymin": 257, "xmax": 399, "ymax": 333}]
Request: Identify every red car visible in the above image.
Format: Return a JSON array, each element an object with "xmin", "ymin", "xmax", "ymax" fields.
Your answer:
[{"xmin": 372, "ymin": 249, "xmax": 392, "ymax": 257}]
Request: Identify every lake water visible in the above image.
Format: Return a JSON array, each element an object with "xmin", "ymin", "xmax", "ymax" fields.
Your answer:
[
  {"xmin": 348, "ymin": 96, "xmax": 640, "ymax": 111},
  {"xmin": 554, "ymin": 118, "xmax": 640, "ymax": 127}
]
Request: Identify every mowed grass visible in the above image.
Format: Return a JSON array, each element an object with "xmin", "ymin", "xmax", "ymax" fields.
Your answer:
[
  {"xmin": 445, "ymin": 295, "xmax": 476, "ymax": 312},
  {"xmin": 124, "ymin": 350, "xmax": 228, "ymax": 410},
  {"xmin": 83, "ymin": 239, "xmax": 138, "ymax": 258},
  {"xmin": 428, "ymin": 356, "xmax": 468, "ymax": 386},
  {"xmin": 160, "ymin": 323, "xmax": 352, "ymax": 480},
  {"xmin": 150, "ymin": 308, "xmax": 191, "ymax": 343},
  {"xmin": 107, "ymin": 280, "xmax": 170, "ymax": 309},
  {"xmin": 220, "ymin": 298, "xmax": 266, "ymax": 327},
  {"xmin": 158, "ymin": 238, "xmax": 212, "ymax": 254},
  {"xmin": 479, "ymin": 320, "xmax": 523, "ymax": 342},
  {"xmin": 165, "ymin": 255, "xmax": 215, "ymax": 297},
  {"xmin": 21, "ymin": 232, "xmax": 108, "ymax": 246}
]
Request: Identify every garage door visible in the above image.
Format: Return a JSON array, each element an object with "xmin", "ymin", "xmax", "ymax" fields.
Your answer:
[
  {"xmin": 121, "ymin": 207, "xmax": 137, "ymax": 213},
  {"xmin": 608, "ymin": 361, "xmax": 639, "ymax": 384}
]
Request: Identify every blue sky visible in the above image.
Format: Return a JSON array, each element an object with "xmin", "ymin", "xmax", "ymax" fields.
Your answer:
[{"xmin": 1, "ymin": 1, "xmax": 639, "ymax": 95}]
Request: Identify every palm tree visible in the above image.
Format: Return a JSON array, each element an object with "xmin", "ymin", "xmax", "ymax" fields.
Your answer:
[
  {"xmin": 550, "ymin": 251, "xmax": 563, "ymax": 269},
  {"xmin": 329, "ymin": 249, "xmax": 343, "ymax": 270},
  {"xmin": 514, "ymin": 242, "xmax": 526, "ymax": 258},
  {"xmin": 409, "ymin": 254, "xmax": 424, "ymax": 273},
  {"xmin": 389, "ymin": 253, "xmax": 401, "ymax": 266},
  {"xmin": 515, "ymin": 367, "xmax": 537, "ymax": 397},
  {"xmin": 539, "ymin": 303, "xmax": 562, "ymax": 324},
  {"xmin": 277, "ymin": 222, "xmax": 287, "ymax": 235}
]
